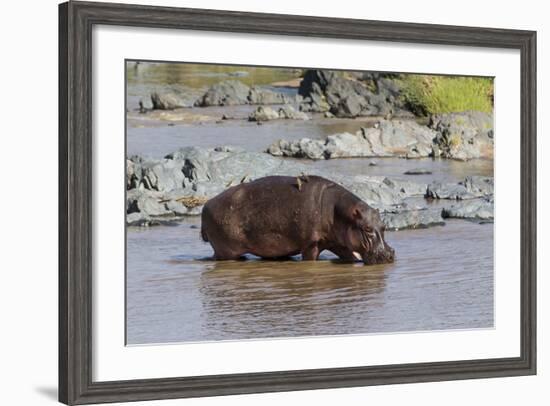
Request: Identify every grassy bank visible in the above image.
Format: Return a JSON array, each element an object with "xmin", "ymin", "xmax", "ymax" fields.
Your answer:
[{"xmin": 398, "ymin": 75, "xmax": 493, "ymax": 115}]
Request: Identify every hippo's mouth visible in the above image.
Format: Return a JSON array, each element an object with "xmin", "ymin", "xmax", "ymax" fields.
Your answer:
[{"xmin": 357, "ymin": 247, "xmax": 395, "ymax": 265}]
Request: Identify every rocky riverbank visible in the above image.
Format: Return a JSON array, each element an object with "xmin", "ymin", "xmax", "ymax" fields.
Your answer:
[
  {"xmin": 126, "ymin": 146, "xmax": 493, "ymax": 230},
  {"xmin": 267, "ymin": 112, "xmax": 493, "ymax": 161}
]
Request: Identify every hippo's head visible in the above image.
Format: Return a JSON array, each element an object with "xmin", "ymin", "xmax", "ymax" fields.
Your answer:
[{"xmin": 340, "ymin": 202, "xmax": 395, "ymax": 265}]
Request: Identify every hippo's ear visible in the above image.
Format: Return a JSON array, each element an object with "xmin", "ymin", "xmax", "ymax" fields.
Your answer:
[
  {"xmin": 337, "ymin": 202, "xmax": 367, "ymax": 226},
  {"xmin": 350, "ymin": 205, "xmax": 374, "ymax": 231}
]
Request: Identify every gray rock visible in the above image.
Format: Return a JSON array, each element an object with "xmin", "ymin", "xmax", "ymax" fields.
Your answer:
[
  {"xmin": 426, "ymin": 176, "xmax": 493, "ymax": 200},
  {"xmin": 214, "ymin": 151, "xmax": 291, "ymax": 184},
  {"xmin": 382, "ymin": 177, "xmax": 427, "ymax": 197},
  {"xmin": 213, "ymin": 145, "xmax": 246, "ymax": 153},
  {"xmin": 248, "ymin": 106, "xmax": 280, "ymax": 121},
  {"xmin": 426, "ymin": 182, "xmax": 472, "ymax": 200},
  {"xmin": 298, "ymin": 70, "xmax": 337, "ymax": 98},
  {"xmin": 343, "ymin": 176, "xmax": 405, "ymax": 210},
  {"xmin": 165, "ymin": 147, "xmax": 221, "ymax": 184},
  {"xmin": 461, "ymin": 176, "xmax": 494, "ymax": 196},
  {"xmin": 141, "ymin": 159, "xmax": 186, "ymax": 192},
  {"xmin": 267, "ymin": 119, "xmax": 437, "ymax": 160},
  {"xmin": 430, "ymin": 111, "xmax": 494, "ymax": 160},
  {"xmin": 277, "ymin": 105, "xmax": 310, "ymax": 120},
  {"xmin": 248, "ymin": 87, "xmax": 289, "ymax": 105},
  {"xmin": 126, "ymin": 211, "xmax": 151, "ymax": 226},
  {"xmin": 191, "ymin": 182, "xmax": 226, "ymax": 199},
  {"xmin": 165, "ymin": 200, "xmax": 189, "ymax": 216},
  {"xmin": 197, "ymin": 80, "xmax": 251, "ymax": 106},
  {"xmin": 126, "ymin": 159, "xmax": 141, "ymax": 190},
  {"xmin": 442, "ymin": 198, "xmax": 494, "ymax": 220},
  {"xmin": 249, "ymin": 105, "xmax": 310, "ymax": 121},
  {"xmin": 404, "ymin": 169, "xmax": 432, "ymax": 175},
  {"xmin": 332, "ymin": 93, "xmax": 365, "ymax": 118},
  {"xmin": 324, "ymin": 132, "xmax": 375, "ymax": 158},
  {"xmin": 298, "ymin": 69, "xmax": 408, "ymax": 118},
  {"xmin": 382, "ymin": 209, "xmax": 445, "ymax": 231},
  {"xmin": 267, "ymin": 138, "xmax": 326, "ymax": 160},
  {"xmin": 151, "ymin": 91, "xmax": 197, "ymax": 110},
  {"xmin": 139, "ymin": 97, "xmax": 154, "ymax": 111},
  {"xmin": 299, "ymin": 92, "xmax": 330, "ymax": 113},
  {"xmin": 375, "ymin": 120, "xmax": 436, "ymax": 157},
  {"xmin": 127, "ymin": 189, "xmax": 171, "ymax": 217}
]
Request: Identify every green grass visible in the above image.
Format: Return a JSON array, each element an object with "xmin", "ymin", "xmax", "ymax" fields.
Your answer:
[{"xmin": 398, "ymin": 75, "xmax": 493, "ymax": 115}]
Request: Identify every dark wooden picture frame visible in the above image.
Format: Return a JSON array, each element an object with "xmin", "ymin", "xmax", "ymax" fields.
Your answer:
[{"xmin": 59, "ymin": 1, "xmax": 537, "ymax": 404}]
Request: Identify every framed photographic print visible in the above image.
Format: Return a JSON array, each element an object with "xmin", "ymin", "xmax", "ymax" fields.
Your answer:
[{"xmin": 59, "ymin": 1, "xmax": 537, "ymax": 404}]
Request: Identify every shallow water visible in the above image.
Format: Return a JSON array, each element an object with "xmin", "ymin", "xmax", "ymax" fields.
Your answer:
[
  {"xmin": 127, "ymin": 219, "xmax": 493, "ymax": 344},
  {"xmin": 127, "ymin": 61, "xmax": 299, "ymax": 90},
  {"xmin": 127, "ymin": 107, "xmax": 331, "ymax": 158}
]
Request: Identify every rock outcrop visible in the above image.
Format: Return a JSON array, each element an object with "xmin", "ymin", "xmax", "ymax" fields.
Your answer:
[
  {"xmin": 194, "ymin": 81, "xmax": 296, "ymax": 107},
  {"xmin": 429, "ymin": 112, "xmax": 494, "ymax": 160},
  {"xmin": 267, "ymin": 119, "xmax": 437, "ymax": 160},
  {"xmin": 297, "ymin": 70, "xmax": 412, "ymax": 118},
  {"xmin": 267, "ymin": 113, "xmax": 493, "ymax": 161},
  {"xmin": 196, "ymin": 80, "xmax": 251, "ymax": 106}
]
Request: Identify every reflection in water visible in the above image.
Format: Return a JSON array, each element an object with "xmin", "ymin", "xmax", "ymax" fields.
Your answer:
[
  {"xmin": 198, "ymin": 260, "xmax": 389, "ymax": 338},
  {"xmin": 126, "ymin": 220, "xmax": 493, "ymax": 345}
]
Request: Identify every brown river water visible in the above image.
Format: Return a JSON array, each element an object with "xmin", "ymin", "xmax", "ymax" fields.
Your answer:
[
  {"xmin": 127, "ymin": 219, "xmax": 493, "ymax": 344},
  {"xmin": 126, "ymin": 62, "xmax": 494, "ymax": 345}
]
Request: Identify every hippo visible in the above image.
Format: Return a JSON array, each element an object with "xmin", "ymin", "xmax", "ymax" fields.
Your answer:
[{"xmin": 200, "ymin": 175, "xmax": 395, "ymax": 264}]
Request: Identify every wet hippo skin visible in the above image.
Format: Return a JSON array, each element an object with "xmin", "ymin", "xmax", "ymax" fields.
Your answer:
[{"xmin": 201, "ymin": 175, "xmax": 395, "ymax": 264}]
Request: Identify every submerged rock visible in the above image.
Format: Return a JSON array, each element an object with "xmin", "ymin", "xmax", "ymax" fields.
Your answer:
[
  {"xmin": 426, "ymin": 182, "xmax": 471, "ymax": 200},
  {"xmin": 277, "ymin": 105, "xmax": 310, "ymax": 120},
  {"xmin": 426, "ymin": 176, "xmax": 494, "ymax": 200},
  {"xmin": 382, "ymin": 209, "xmax": 445, "ymax": 231},
  {"xmin": 248, "ymin": 106, "xmax": 280, "ymax": 121},
  {"xmin": 442, "ymin": 198, "xmax": 494, "ymax": 221},
  {"xmin": 249, "ymin": 105, "xmax": 309, "ymax": 122},
  {"xmin": 404, "ymin": 169, "xmax": 432, "ymax": 175}
]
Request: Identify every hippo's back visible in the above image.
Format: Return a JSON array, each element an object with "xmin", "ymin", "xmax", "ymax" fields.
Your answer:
[{"xmin": 202, "ymin": 175, "xmax": 333, "ymax": 241}]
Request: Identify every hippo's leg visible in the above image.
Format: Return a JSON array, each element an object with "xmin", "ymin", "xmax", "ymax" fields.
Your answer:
[
  {"xmin": 211, "ymin": 243, "xmax": 246, "ymax": 260},
  {"xmin": 301, "ymin": 244, "xmax": 320, "ymax": 261}
]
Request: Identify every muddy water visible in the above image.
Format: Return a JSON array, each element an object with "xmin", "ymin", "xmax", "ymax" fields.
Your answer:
[
  {"xmin": 126, "ymin": 62, "xmax": 494, "ymax": 345},
  {"xmin": 127, "ymin": 219, "xmax": 493, "ymax": 344}
]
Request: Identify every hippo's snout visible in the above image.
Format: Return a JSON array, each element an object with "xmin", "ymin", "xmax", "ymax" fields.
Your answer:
[{"xmin": 363, "ymin": 244, "xmax": 395, "ymax": 265}]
